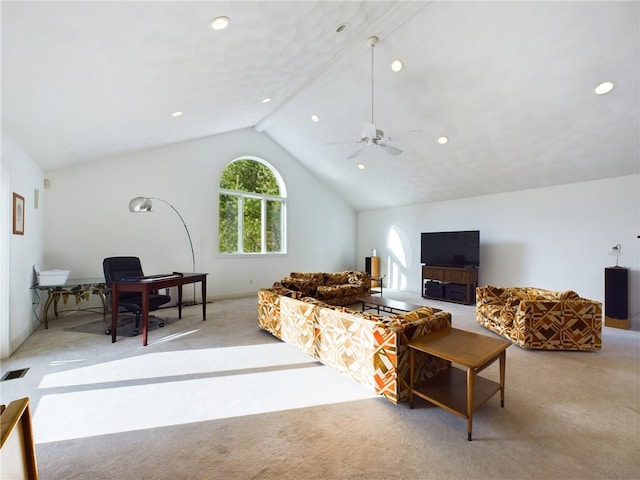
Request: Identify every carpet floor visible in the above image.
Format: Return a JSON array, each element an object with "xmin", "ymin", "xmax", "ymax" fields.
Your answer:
[{"xmin": 1, "ymin": 292, "xmax": 638, "ymax": 479}]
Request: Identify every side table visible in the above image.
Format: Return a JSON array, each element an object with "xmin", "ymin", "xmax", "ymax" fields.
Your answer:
[
  {"xmin": 35, "ymin": 278, "xmax": 107, "ymax": 329},
  {"xmin": 408, "ymin": 327, "xmax": 510, "ymax": 441}
]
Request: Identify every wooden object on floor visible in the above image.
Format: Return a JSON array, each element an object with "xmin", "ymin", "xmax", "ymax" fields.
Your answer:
[
  {"xmin": 604, "ymin": 267, "xmax": 629, "ymax": 329},
  {"xmin": 365, "ymin": 256, "xmax": 381, "ymax": 290},
  {"xmin": 1, "ymin": 397, "xmax": 39, "ymax": 480},
  {"xmin": 408, "ymin": 327, "xmax": 510, "ymax": 441},
  {"xmin": 422, "ymin": 265, "xmax": 478, "ymax": 305}
]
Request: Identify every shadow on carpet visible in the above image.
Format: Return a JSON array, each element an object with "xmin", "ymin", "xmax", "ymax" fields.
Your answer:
[{"xmin": 64, "ymin": 316, "xmax": 167, "ymax": 336}]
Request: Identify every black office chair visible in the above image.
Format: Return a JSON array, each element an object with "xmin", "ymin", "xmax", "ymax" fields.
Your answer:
[{"xmin": 102, "ymin": 256, "xmax": 171, "ymax": 336}]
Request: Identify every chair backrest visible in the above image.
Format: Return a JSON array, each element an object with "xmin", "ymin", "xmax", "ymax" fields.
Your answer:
[{"xmin": 103, "ymin": 256, "xmax": 144, "ymax": 287}]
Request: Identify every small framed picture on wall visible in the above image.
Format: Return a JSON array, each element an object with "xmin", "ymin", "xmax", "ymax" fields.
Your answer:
[{"xmin": 13, "ymin": 192, "xmax": 25, "ymax": 235}]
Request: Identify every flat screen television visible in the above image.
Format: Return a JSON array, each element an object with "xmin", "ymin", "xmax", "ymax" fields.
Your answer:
[{"xmin": 421, "ymin": 230, "xmax": 480, "ymax": 267}]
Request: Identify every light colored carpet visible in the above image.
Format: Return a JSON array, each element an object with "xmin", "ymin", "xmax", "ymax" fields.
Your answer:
[{"xmin": 1, "ymin": 292, "xmax": 638, "ymax": 480}]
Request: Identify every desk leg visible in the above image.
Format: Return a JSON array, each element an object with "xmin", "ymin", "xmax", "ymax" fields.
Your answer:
[
  {"xmin": 177, "ymin": 285, "xmax": 183, "ymax": 319},
  {"xmin": 201, "ymin": 278, "xmax": 207, "ymax": 320},
  {"xmin": 467, "ymin": 367, "xmax": 475, "ymax": 441},
  {"xmin": 141, "ymin": 288, "xmax": 150, "ymax": 347},
  {"xmin": 111, "ymin": 288, "xmax": 119, "ymax": 343},
  {"xmin": 43, "ymin": 291, "xmax": 55, "ymax": 329}
]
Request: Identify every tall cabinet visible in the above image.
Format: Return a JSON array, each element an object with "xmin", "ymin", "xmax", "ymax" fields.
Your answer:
[
  {"xmin": 365, "ymin": 256, "xmax": 381, "ymax": 293},
  {"xmin": 604, "ymin": 267, "xmax": 629, "ymax": 329}
]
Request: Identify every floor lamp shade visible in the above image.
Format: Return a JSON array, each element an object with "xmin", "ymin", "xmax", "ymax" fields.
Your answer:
[{"xmin": 128, "ymin": 196, "xmax": 197, "ymax": 304}]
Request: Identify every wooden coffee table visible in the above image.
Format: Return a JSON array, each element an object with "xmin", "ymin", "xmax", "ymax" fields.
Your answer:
[
  {"xmin": 408, "ymin": 327, "xmax": 510, "ymax": 441},
  {"xmin": 356, "ymin": 295, "xmax": 438, "ymax": 315}
]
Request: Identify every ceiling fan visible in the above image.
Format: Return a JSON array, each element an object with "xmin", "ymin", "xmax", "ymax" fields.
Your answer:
[{"xmin": 329, "ymin": 35, "xmax": 419, "ymax": 160}]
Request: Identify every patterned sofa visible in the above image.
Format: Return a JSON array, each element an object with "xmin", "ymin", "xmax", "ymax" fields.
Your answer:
[
  {"xmin": 476, "ymin": 285, "xmax": 602, "ymax": 351},
  {"xmin": 275, "ymin": 271, "xmax": 371, "ymax": 306},
  {"xmin": 258, "ymin": 286, "xmax": 452, "ymax": 404}
]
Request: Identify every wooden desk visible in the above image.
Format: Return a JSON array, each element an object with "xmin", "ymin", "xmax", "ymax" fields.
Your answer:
[
  {"xmin": 36, "ymin": 278, "xmax": 107, "ymax": 329},
  {"xmin": 408, "ymin": 327, "xmax": 510, "ymax": 441},
  {"xmin": 111, "ymin": 273, "xmax": 208, "ymax": 346}
]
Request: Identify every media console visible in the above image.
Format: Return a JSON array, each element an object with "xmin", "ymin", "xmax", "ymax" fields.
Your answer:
[{"xmin": 422, "ymin": 265, "xmax": 479, "ymax": 305}]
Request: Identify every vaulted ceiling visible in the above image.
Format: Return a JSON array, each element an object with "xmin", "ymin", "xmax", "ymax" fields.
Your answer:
[{"xmin": 2, "ymin": 1, "xmax": 638, "ymax": 211}]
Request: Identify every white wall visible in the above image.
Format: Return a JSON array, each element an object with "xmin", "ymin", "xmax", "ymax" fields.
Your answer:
[
  {"xmin": 357, "ymin": 175, "xmax": 639, "ymax": 319},
  {"xmin": 1, "ymin": 132, "xmax": 45, "ymax": 357},
  {"xmin": 43, "ymin": 128, "xmax": 356, "ymax": 301}
]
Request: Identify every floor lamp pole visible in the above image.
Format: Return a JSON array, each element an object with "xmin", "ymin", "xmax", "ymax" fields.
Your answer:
[
  {"xmin": 156, "ymin": 199, "xmax": 197, "ymax": 306},
  {"xmin": 129, "ymin": 197, "xmax": 197, "ymax": 305}
]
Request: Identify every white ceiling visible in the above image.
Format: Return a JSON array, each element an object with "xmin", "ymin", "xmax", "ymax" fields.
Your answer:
[{"xmin": 2, "ymin": 1, "xmax": 638, "ymax": 211}]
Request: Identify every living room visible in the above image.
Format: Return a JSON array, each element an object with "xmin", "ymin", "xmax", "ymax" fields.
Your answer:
[{"xmin": 2, "ymin": 2, "xmax": 639, "ymax": 478}]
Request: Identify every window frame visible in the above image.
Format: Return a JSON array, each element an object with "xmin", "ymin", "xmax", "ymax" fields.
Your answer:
[{"xmin": 218, "ymin": 157, "xmax": 287, "ymax": 256}]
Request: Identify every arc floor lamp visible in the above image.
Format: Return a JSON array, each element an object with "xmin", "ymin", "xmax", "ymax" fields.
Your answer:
[{"xmin": 128, "ymin": 196, "xmax": 197, "ymax": 305}]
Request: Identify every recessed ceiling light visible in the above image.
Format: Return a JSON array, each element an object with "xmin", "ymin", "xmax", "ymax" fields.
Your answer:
[
  {"xmin": 171, "ymin": 111, "xmax": 183, "ymax": 117},
  {"xmin": 595, "ymin": 81, "xmax": 615, "ymax": 95},
  {"xmin": 336, "ymin": 23, "xmax": 349, "ymax": 33},
  {"xmin": 311, "ymin": 114, "xmax": 320, "ymax": 122},
  {"xmin": 262, "ymin": 97, "xmax": 272, "ymax": 104},
  {"xmin": 209, "ymin": 16, "xmax": 230, "ymax": 31},
  {"xmin": 391, "ymin": 60, "xmax": 403, "ymax": 72},
  {"xmin": 438, "ymin": 136, "xmax": 449, "ymax": 145},
  {"xmin": 357, "ymin": 164, "xmax": 365, "ymax": 170}
]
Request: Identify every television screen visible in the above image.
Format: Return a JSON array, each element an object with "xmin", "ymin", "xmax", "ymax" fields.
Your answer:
[{"xmin": 421, "ymin": 230, "xmax": 480, "ymax": 267}]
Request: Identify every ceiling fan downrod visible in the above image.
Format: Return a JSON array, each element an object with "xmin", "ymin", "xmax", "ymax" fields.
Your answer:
[{"xmin": 367, "ymin": 35, "xmax": 378, "ymax": 125}]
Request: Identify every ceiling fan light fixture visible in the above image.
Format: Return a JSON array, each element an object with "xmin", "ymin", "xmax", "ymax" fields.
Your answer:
[
  {"xmin": 209, "ymin": 16, "xmax": 230, "ymax": 31},
  {"xmin": 594, "ymin": 81, "xmax": 615, "ymax": 95},
  {"xmin": 391, "ymin": 60, "xmax": 403, "ymax": 72},
  {"xmin": 438, "ymin": 136, "xmax": 449, "ymax": 145}
]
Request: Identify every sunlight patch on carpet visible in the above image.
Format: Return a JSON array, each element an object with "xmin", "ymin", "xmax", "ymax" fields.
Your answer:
[
  {"xmin": 33, "ymin": 365, "xmax": 378, "ymax": 443},
  {"xmin": 39, "ymin": 343, "xmax": 317, "ymax": 388}
]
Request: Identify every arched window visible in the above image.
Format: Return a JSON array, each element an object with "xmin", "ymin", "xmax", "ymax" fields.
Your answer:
[{"xmin": 218, "ymin": 157, "xmax": 286, "ymax": 254}]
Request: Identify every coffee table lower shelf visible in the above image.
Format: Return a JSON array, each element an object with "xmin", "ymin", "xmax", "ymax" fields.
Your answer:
[{"xmin": 411, "ymin": 367, "xmax": 502, "ymax": 421}]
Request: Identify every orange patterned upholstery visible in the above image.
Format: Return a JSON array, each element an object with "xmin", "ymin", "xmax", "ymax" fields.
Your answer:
[
  {"xmin": 476, "ymin": 286, "xmax": 602, "ymax": 351},
  {"xmin": 278, "ymin": 271, "xmax": 371, "ymax": 306},
  {"xmin": 258, "ymin": 288, "xmax": 452, "ymax": 404}
]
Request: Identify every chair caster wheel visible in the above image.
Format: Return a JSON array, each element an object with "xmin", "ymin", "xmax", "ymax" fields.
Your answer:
[
  {"xmin": 132, "ymin": 330, "xmax": 139, "ymax": 336},
  {"xmin": 105, "ymin": 329, "xmax": 111, "ymax": 335},
  {"xmin": 159, "ymin": 322, "xmax": 165, "ymax": 328}
]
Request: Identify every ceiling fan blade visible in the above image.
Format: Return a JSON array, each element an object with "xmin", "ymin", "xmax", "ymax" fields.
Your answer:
[
  {"xmin": 380, "ymin": 143, "xmax": 403, "ymax": 156},
  {"xmin": 347, "ymin": 146, "xmax": 368, "ymax": 159}
]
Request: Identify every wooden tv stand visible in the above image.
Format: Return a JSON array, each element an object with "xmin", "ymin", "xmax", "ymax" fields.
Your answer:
[{"xmin": 422, "ymin": 265, "xmax": 478, "ymax": 305}]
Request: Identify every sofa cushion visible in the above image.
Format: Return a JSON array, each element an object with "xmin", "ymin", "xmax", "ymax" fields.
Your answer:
[
  {"xmin": 398, "ymin": 306, "xmax": 434, "ymax": 323},
  {"xmin": 324, "ymin": 271, "xmax": 351, "ymax": 286},
  {"xmin": 281, "ymin": 276, "xmax": 318, "ymax": 296},
  {"xmin": 560, "ymin": 290, "xmax": 581, "ymax": 300},
  {"xmin": 316, "ymin": 283, "xmax": 362, "ymax": 300}
]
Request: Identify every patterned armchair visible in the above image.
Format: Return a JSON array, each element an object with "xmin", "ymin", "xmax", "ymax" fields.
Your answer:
[{"xmin": 476, "ymin": 286, "xmax": 602, "ymax": 351}]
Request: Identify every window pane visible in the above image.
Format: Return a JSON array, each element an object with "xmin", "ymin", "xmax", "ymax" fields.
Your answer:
[
  {"xmin": 243, "ymin": 197, "xmax": 261, "ymax": 253},
  {"xmin": 219, "ymin": 194, "xmax": 238, "ymax": 253},
  {"xmin": 266, "ymin": 200, "xmax": 282, "ymax": 253},
  {"xmin": 219, "ymin": 159, "xmax": 280, "ymax": 196}
]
